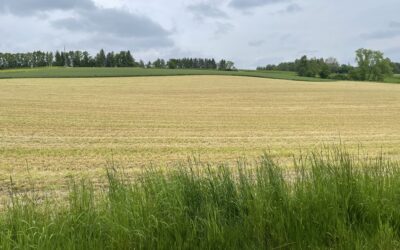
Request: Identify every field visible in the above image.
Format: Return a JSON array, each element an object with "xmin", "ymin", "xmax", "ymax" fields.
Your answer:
[
  {"xmin": 0, "ymin": 67, "xmax": 335, "ymax": 81},
  {"xmin": 1, "ymin": 75, "xmax": 400, "ymax": 195},
  {"xmin": 2, "ymin": 74, "xmax": 400, "ymax": 248},
  {"xmin": 1, "ymin": 67, "xmax": 400, "ymax": 83}
]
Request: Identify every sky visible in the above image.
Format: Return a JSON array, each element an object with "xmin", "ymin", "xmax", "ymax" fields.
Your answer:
[{"xmin": 0, "ymin": 0, "xmax": 399, "ymax": 69}]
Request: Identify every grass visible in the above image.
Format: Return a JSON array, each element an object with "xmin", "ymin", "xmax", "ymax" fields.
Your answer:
[
  {"xmin": 1, "ymin": 75, "xmax": 400, "ymax": 197},
  {"xmin": 1, "ymin": 67, "xmax": 399, "ymax": 84},
  {"xmin": 0, "ymin": 67, "xmax": 332, "ymax": 82},
  {"xmin": 2, "ymin": 148, "xmax": 400, "ymax": 249},
  {"xmin": 385, "ymin": 75, "xmax": 400, "ymax": 84}
]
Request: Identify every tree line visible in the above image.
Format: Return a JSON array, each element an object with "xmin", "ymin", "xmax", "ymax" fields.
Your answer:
[
  {"xmin": 258, "ymin": 49, "xmax": 399, "ymax": 82},
  {"xmin": 0, "ymin": 49, "xmax": 235, "ymax": 71},
  {"xmin": 0, "ymin": 50, "xmax": 136, "ymax": 69},
  {"xmin": 148, "ymin": 58, "xmax": 235, "ymax": 70}
]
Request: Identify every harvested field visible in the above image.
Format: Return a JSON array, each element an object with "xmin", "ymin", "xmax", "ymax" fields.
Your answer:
[{"xmin": 1, "ymin": 75, "xmax": 400, "ymax": 192}]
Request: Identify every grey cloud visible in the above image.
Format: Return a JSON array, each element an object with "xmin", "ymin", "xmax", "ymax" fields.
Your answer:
[
  {"xmin": 361, "ymin": 30, "xmax": 400, "ymax": 40},
  {"xmin": 0, "ymin": 0, "xmax": 94, "ymax": 15},
  {"xmin": 53, "ymin": 8, "xmax": 173, "ymax": 48},
  {"xmin": 384, "ymin": 47, "xmax": 400, "ymax": 61},
  {"xmin": 277, "ymin": 3, "xmax": 302, "ymax": 14},
  {"xmin": 187, "ymin": 3, "xmax": 228, "ymax": 19},
  {"xmin": 77, "ymin": 34, "xmax": 173, "ymax": 50},
  {"xmin": 389, "ymin": 21, "xmax": 400, "ymax": 28},
  {"xmin": 53, "ymin": 8, "xmax": 170, "ymax": 38},
  {"xmin": 0, "ymin": 0, "xmax": 173, "ymax": 48},
  {"xmin": 297, "ymin": 50, "xmax": 319, "ymax": 57},
  {"xmin": 213, "ymin": 22, "xmax": 234, "ymax": 38},
  {"xmin": 248, "ymin": 40, "xmax": 265, "ymax": 47},
  {"xmin": 229, "ymin": 0, "xmax": 290, "ymax": 9},
  {"xmin": 361, "ymin": 21, "xmax": 400, "ymax": 40},
  {"xmin": 285, "ymin": 3, "xmax": 302, "ymax": 13}
]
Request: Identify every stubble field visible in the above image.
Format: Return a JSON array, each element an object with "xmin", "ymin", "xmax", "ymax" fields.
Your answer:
[{"xmin": 1, "ymin": 75, "xmax": 400, "ymax": 193}]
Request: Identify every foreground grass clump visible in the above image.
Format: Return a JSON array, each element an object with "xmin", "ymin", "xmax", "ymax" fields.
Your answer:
[{"xmin": 2, "ymin": 150, "xmax": 400, "ymax": 249}]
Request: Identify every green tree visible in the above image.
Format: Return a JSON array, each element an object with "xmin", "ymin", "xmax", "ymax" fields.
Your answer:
[
  {"xmin": 296, "ymin": 56, "xmax": 309, "ymax": 76},
  {"xmin": 319, "ymin": 63, "xmax": 331, "ymax": 79},
  {"xmin": 226, "ymin": 61, "xmax": 235, "ymax": 71},
  {"xmin": 126, "ymin": 51, "xmax": 135, "ymax": 67},
  {"xmin": 95, "ymin": 49, "xmax": 106, "ymax": 67},
  {"xmin": 325, "ymin": 57, "xmax": 339, "ymax": 73},
  {"xmin": 54, "ymin": 51, "xmax": 63, "ymax": 66},
  {"xmin": 167, "ymin": 59, "xmax": 177, "ymax": 69},
  {"xmin": 82, "ymin": 51, "xmax": 91, "ymax": 67},
  {"xmin": 355, "ymin": 48, "xmax": 393, "ymax": 81},
  {"xmin": 392, "ymin": 62, "xmax": 400, "ymax": 74},
  {"xmin": 105, "ymin": 52, "xmax": 115, "ymax": 67},
  {"xmin": 218, "ymin": 60, "xmax": 227, "ymax": 70},
  {"xmin": 45, "ymin": 52, "xmax": 53, "ymax": 67}
]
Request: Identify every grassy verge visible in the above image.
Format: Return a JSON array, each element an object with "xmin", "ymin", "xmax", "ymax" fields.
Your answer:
[
  {"xmin": 0, "ymin": 67, "xmax": 332, "ymax": 82},
  {"xmin": 1, "ymin": 148, "xmax": 400, "ymax": 249}
]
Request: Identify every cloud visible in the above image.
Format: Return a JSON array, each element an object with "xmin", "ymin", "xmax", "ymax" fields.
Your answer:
[
  {"xmin": 52, "ymin": 7, "xmax": 173, "ymax": 48},
  {"xmin": 53, "ymin": 8, "xmax": 170, "ymax": 39},
  {"xmin": 297, "ymin": 50, "xmax": 319, "ymax": 57},
  {"xmin": 75, "ymin": 33, "xmax": 174, "ymax": 50},
  {"xmin": 248, "ymin": 40, "xmax": 265, "ymax": 47},
  {"xmin": 276, "ymin": 3, "xmax": 302, "ymax": 14},
  {"xmin": 229, "ymin": 0, "xmax": 290, "ymax": 9},
  {"xmin": 213, "ymin": 22, "xmax": 234, "ymax": 38},
  {"xmin": 284, "ymin": 3, "xmax": 302, "ymax": 13},
  {"xmin": 360, "ymin": 30, "xmax": 400, "ymax": 40},
  {"xmin": 187, "ymin": 3, "xmax": 228, "ymax": 20},
  {"xmin": 0, "ymin": 0, "xmax": 94, "ymax": 15},
  {"xmin": 389, "ymin": 21, "xmax": 400, "ymax": 28},
  {"xmin": 0, "ymin": 0, "xmax": 174, "ymax": 49},
  {"xmin": 384, "ymin": 47, "xmax": 400, "ymax": 61},
  {"xmin": 360, "ymin": 21, "xmax": 400, "ymax": 40}
]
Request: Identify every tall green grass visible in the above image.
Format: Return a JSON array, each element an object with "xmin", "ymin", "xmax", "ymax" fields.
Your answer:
[{"xmin": 1, "ymin": 148, "xmax": 400, "ymax": 249}]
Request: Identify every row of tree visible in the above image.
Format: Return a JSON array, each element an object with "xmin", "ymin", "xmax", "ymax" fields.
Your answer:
[
  {"xmin": 151, "ymin": 58, "xmax": 217, "ymax": 69},
  {"xmin": 0, "ymin": 51, "xmax": 54, "ymax": 69},
  {"xmin": 258, "ymin": 57, "xmax": 354, "ymax": 79},
  {"xmin": 0, "ymin": 49, "xmax": 235, "ymax": 71},
  {"xmin": 53, "ymin": 50, "xmax": 137, "ymax": 68},
  {"xmin": 149, "ymin": 58, "xmax": 235, "ymax": 70},
  {"xmin": 0, "ymin": 50, "xmax": 137, "ymax": 69},
  {"xmin": 258, "ymin": 49, "xmax": 398, "ymax": 82}
]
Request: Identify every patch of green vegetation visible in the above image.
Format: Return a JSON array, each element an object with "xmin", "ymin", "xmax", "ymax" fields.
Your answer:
[
  {"xmin": 0, "ymin": 67, "xmax": 332, "ymax": 82},
  {"xmin": 2, "ymin": 148, "xmax": 400, "ymax": 249},
  {"xmin": 385, "ymin": 75, "xmax": 400, "ymax": 84}
]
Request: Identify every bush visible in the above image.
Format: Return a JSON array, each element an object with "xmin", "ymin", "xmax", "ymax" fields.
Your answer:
[
  {"xmin": 331, "ymin": 73, "xmax": 350, "ymax": 80},
  {"xmin": 319, "ymin": 64, "xmax": 331, "ymax": 79},
  {"xmin": 1, "ymin": 148, "xmax": 400, "ymax": 249}
]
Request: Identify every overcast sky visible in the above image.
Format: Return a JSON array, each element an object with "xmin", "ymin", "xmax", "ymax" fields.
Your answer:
[{"xmin": 1, "ymin": 0, "xmax": 399, "ymax": 68}]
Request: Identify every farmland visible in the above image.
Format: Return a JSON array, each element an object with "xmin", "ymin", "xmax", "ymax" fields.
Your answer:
[
  {"xmin": 2, "ymin": 0, "xmax": 400, "ymax": 246},
  {"xmin": 1, "ymin": 74, "xmax": 400, "ymax": 248},
  {"xmin": 1, "ymin": 75, "xmax": 400, "ymax": 194},
  {"xmin": 0, "ymin": 67, "xmax": 332, "ymax": 81}
]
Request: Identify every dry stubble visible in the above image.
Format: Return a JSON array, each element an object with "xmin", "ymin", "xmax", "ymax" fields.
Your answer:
[{"xmin": 1, "ymin": 76, "xmax": 400, "ymax": 193}]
